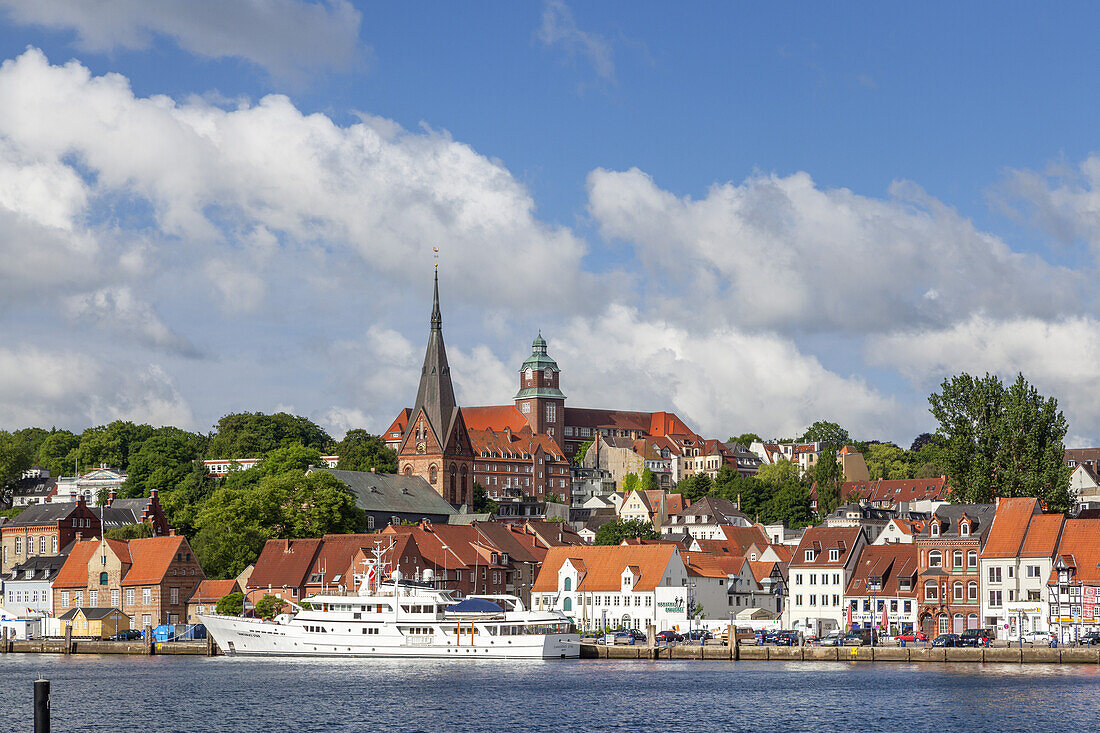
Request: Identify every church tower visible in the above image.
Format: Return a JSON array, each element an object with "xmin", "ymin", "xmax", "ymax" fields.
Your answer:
[
  {"xmin": 397, "ymin": 270, "xmax": 474, "ymax": 506},
  {"xmin": 514, "ymin": 332, "xmax": 566, "ymax": 450}
]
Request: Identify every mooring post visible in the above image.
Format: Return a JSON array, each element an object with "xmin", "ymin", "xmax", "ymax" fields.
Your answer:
[
  {"xmin": 34, "ymin": 677, "xmax": 50, "ymax": 733},
  {"xmin": 2, "ymin": 625, "xmax": 8, "ymax": 654},
  {"xmin": 63, "ymin": 626, "xmax": 72, "ymax": 655}
]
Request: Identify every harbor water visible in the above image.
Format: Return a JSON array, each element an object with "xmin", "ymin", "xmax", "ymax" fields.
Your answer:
[{"xmin": 1, "ymin": 655, "xmax": 1098, "ymax": 732}]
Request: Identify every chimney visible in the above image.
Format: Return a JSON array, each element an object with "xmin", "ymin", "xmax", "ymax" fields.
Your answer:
[
  {"xmin": 370, "ymin": 467, "xmax": 376, "ymax": 473},
  {"xmin": 107, "ymin": 489, "xmax": 116, "ymax": 507},
  {"xmin": 169, "ymin": 529, "xmax": 176, "ymax": 537},
  {"xmin": 75, "ymin": 532, "xmax": 83, "ymax": 542}
]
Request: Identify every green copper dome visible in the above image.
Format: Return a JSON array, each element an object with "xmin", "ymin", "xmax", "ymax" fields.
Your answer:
[{"xmin": 515, "ymin": 331, "xmax": 566, "ymax": 400}]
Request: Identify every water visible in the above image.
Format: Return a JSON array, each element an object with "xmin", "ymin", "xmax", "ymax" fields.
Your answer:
[{"xmin": 1, "ymin": 656, "xmax": 1098, "ymax": 732}]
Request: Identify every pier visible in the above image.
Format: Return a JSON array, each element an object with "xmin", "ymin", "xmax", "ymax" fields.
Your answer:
[{"xmin": 580, "ymin": 642, "xmax": 1100, "ymax": 663}]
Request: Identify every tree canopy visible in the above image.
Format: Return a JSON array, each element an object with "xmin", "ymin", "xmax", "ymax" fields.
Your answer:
[
  {"xmin": 215, "ymin": 592, "xmax": 244, "ymax": 616},
  {"xmin": 729, "ymin": 433, "xmax": 761, "ymax": 448},
  {"xmin": 334, "ymin": 429, "xmax": 397, "ymax": 473},
  {"xmin": 205, "ymin": 412, "xmax": 332, "ymax": 459},
  {"xmin": 594, "ymin": 517, "xmax": 661, "ymax": 545},
  {"xmin": 929, "ymin": 372, "xmax": 1072, "ymax": 510},
  {"xmin": 800, "ymin": 421, "xmax": 851, "ymax": 451}
]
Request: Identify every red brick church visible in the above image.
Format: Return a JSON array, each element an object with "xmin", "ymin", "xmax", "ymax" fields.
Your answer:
[{"xmin": 388, "ymin": 271, "xmax": 702, "ymax": 505}]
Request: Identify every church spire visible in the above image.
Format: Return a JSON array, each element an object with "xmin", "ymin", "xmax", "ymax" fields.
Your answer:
[{"xmin": 409, "ymin": 267, "xmax": 458, "ymax": 446}]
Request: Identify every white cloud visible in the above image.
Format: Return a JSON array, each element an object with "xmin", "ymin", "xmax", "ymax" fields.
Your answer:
[
  {"xmin": 63, "ymin": 286, "xmax": 199, "ymax": 357},
  {"xmin": 587, "ymin": 167, "xmax": 1080, "ymax": 334},
  {"xmin": 995, "ymin": 154, "xmax": 1100, "ymax": 257},
  {"xmin": 0, "ymin": 49, "xmax": 590, "ymax": 315},
  {"xmin": 0, "ymin": 0, "xmax": 363, "ymax": 80},
  {"xmin": 537, "ymin": 0, "xmax": 616, "ymax": 85},
  {"xmin": 867, "ymin": 314, "xmax": 1100, "ymax": 443},
  {"xmin": 0, "ymin": 347, "xmax": 194, "ymax": 430},
  {"xmin": 545, "ymin": 305, "xmax": 910, "ymax": 441}
]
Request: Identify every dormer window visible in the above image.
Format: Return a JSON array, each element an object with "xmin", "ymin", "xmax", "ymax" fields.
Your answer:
[
  {"xmin": 804, "ymin": 550, "xmax": 816, "ymax": 562},
  {"xmin": 960, "ymin": 521, "xmax": 970, "ymax": 537},
  {"xmin": 930, "ymin": 522, "xmax": 939, "ymax": 537},
  {"xmin": 829, "ymin": 549, "xmax": 839, "ymax": 562}
]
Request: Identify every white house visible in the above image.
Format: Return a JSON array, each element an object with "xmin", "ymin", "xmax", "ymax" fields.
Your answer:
[
  {"xmin": 53, "ymin": 466, "xmax": 127, "ymax": 507},
  {"xmin": 979, "ymin": 497, "xmax": 1065, "ymax": 641},
  {"xmin": 785, "ymin": 525, "xmax": 866, "ymax": 637},
  {"xmin": 3, "ymin": 554, "xmax": 66, "ymax": 637},
  {"xmin": 872, "ymin": 518, "xmax": 922, "ymax": 545},
  {"xmin": 843, "ymin": 543, "xmax": 920, "ymax": 637},
  {"xmin": 661, "ymin": 497, "xmax": 752, "ymax": 540},
  {"xmin": 532, "ymin": 544, "xmax": 737, "ymax": 632}
]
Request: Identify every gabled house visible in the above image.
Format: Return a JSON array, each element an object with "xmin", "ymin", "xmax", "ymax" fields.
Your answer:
[
  {"xmin": 1047, "ymin": 517, "xmax": 1100, "ymax": 642},
  {"xmin": 914, "ymin": 503, "xmax": 994, "ymax": 637},
  {"xmin": 1, "ymin": 498, "xmax": 100, "ymax": 573},
  {"xmin": 661, "ymin": 497, "xmax": 752, "ymax": 540},
  {"xmin": 53, "ymin": 533, "xmax": 205, "ymax": 629},
  {"xmin": 844, "ymin": 544, "xmax": 919, "ymax": 637},
  {"xmin": 786, "ymin": 525, "xmax": 866, "ymax": 636},
  {"xmin": 186, "ymin": 578, "xmax": 243, "ymax": 623},
  {"xmin": 979, "ymin": 497, "xmax": 1064, "ymax": 641}
]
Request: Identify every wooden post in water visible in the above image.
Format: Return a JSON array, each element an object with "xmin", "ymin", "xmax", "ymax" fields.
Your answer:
[
  {"xmin": 2, "ymin": 625, "xmax": 8, "ymax": 654},
  {"xmin": 34, "ymin": 677, "xmax": 50, "ymax": 733},
  {"xmin": 63, "ymin": 626, "xmax": 72, "ymax": 655},
  {"xmin": 145, "ymin": 625, "xmax": 153, "ymax": 655}
]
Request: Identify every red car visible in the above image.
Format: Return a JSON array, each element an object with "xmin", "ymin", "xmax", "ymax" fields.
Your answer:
[{"xmin": 894, "ymin": 631, "xmax": 928, "ymax": 642}]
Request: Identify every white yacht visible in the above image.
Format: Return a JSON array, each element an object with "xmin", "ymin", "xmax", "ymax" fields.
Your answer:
[{"xmin": 200, "ymin": 572, "xmax": 579, "ymax": 660}]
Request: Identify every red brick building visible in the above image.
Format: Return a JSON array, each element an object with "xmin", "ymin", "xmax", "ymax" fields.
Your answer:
[
  {"xmin": 914, "ymin": 503, "xmax": 994, "ymax": 637},
  {"xmin": 1, "ymin": 498, "xmax": 100, "ymax": 573},
  {"xmin": 53, "ymin": 534, "xmax": 204, "ymax": 629}
]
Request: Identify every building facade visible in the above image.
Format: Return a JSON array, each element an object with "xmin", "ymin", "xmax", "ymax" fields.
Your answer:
[
  {"xmin": 914, "ymin": 503, "xmax": 994, "ymax": 637},
  {"xmin": 786, "ymin": 526, "xmax": 866, "ymax": 636}
]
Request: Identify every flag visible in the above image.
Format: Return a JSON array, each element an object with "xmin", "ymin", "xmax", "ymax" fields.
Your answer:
[
  {"xmin": 366, "ymin": 561, "xmax": 378, "ymax": 592},
  {"xmin": 881, "ymin": 603, "xmax": 888, "ymax": 630},
  {"xmin": 846, "ymin": 602, "xmax": 852, "ymax": 630}
]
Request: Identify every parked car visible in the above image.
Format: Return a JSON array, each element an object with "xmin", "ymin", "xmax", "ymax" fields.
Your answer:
[
  {"xmin": 684, "ymin": 629, "xmax": 712, "ymax": 641},
  {"xmin": 959, "ymin": 629, "xmax": 993, "ymax": 647},
  {"xmin": 772, "ymin": 630, "xmax": 800, "ymax": 646},
  {"xmin": 840, "ymin": 633, "xmax": 866, "ymax": 646},
  {"xmin": 816, "ymin": 632, "xmax": 843, "ymax": 646},
  {"xmin": 894, "ymin": 631, "xmax": 928, "ymax": 643},
  {"xmin": 1079, "ymin": 631, "xmax": 1100, "ymax": 646},
  {"xmin": 932, "ymin": 634, "xmax": 961, "ymax": 647},
  {"xmin": 112, "ymin": 629, "xmax": 143, "ymax": 641},
  {"xmin": 655, "ymin": 630, "xmax": 683, "ymax": 643},
  {"xmin": 1020, "ymin": 631, "xmax": 1054, "ymax": 645}
]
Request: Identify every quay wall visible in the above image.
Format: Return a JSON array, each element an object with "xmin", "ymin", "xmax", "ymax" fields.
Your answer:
[{"xmin": 578, "ymin": 643, "xmax": 1100, "ymax": 664}]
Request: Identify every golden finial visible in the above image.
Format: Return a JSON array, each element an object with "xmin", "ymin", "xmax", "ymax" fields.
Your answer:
[{"xmin": 433, "ymin": 246, "xmax": 439, "ymax": 269}]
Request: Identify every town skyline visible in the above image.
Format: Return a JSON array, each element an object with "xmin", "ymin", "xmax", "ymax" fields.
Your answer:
[{"xmin": 3, "ymin": 3, "xmax": 1100, "ymax": 447}]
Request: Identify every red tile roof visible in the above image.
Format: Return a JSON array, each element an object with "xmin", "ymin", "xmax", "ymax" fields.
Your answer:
[
  {"xmin": 120, "ymin": 535, "xmax": 187, "ymax": 586},
  {"xmin": 845, "ymin": 544, "xmax": 919, "ymax": 597},
  {"xmin": 53, "ymin": 540, "xmax": 101, "ymax": 588},
  {"xmin": 982, "ymin": 498, "xmax": 1042, "ymax": 558},
  {"xmin": 533, "ymin": 544, "xmax": 678, "ymax": 592},
  {"xmin": 839, "ymin": 477, "xmax": 949, "ymax": 504},
  {"xmin": 717, "ymin": 525, "xmax": 770, "ymax": 555},
  {"xmin": 682, "ymin": 552, "xmax": 748, "ymax": 580},
  {"xmin": 461, "ymin": 405, "xmax": 530, "ymax": 432},
  {"xmin": 248, "ymin": 538, "xmax": 324, "ymax": 590},
  {"xmin": 468, "ymin": 425, "xmax": 566, "ymax": 462},
  {"xmin": 791, "ymin": 526, "xmax": 863, "ymax": 567},
  {"xmin": 1052, "ymin": 519, "xmax": 1100, "ymax": 584},
  {"xmin": 1020, "ymin": 513, "xmax": 1065, "ymax": 558},
  {"xmin": 188, "ymin": 579, "xmax": 241, "ymax": 603},
  {"xmin": 383, "ymin": 409, "xmax": 410, "ymax": 439}
]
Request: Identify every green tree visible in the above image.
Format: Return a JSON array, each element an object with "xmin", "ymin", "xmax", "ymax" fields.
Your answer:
[
  {"xmin": 121, "ymin": 430, "xmax": 205, "ymax": 499},
  {"xmin": 621, "ymin": 472, "xmax": 641, "ymax": 493},
  {"xmin": 205, "ymin": 412, "xmax": 332, "ymax": 459},
  {"xmin": 254, "ymin": 594, "xmax": 285, "ymax": 619},
  {"xmin": 800, "ymin": 421, "xmax": 851, "ymax": 451},
  {"xmin": 215, "ymin": 592, "xmax": 244, "ymax": 616},
  {"xmin": 713, "ymin": 466, "xmax": 770, "ymax": 517},
  {"xmin": 334, "ymin": 429, "xmax": 397, "ymax": 473},
  {"xmin": 729, "ymin": 433, "xmax": 761, "ymax": 448},
  {"xmin": 812, "ymin": 451, "xmax": 843, "ymax": 516},
  {"xmin": 471, "ymin": 482, "xmax": 499, "ymax": 514},
  {"xmin": 13, "ymin": 428, "xmax": 50, "ymax": 457},
  {"xmin": 761, "ymin": 483, "xmax": 814, "ymax": 528},
  {"xmin": 754, "ymin": 459, "xmax": 803, "ymax": 487},
  {"xmin": 257, "ymin": 444, "xmax": 323, "ymax": 477},
  {"xmin": 158, "ymin": 463, "xmax": 216, "ymax": 539},
  {"xmin": 192, "ymin": 469, "xmax": 363, "ymax": 578},
  {"xmin": 73, "ymin": 421, "xmax": 155, "ymax": 471},
  {"xmin": 35, "ymin": 430, "xmax": 80, "ymax": 477},
  {"xmin": 0, "ymin": 430, "xmax": 34, "ymax": 488},
  {"xmin": 573, "ymin": 439, "xmax": 593, "ymax": 465},
  {"xmin": 105, "ymin": 520, "xmax": 156, "ymax": 540},
  {"xmin": 864, "ymin": 443, "xmax": 909, "ymax": 480},
  {"xmin": 674, "ymin": 473, "xmax": 714, "ymax": 502},
  {"xmin": 594, "ymin": 518, "xmax": 660, "ymax": 545},
  {"xmin": 929, "ymin": 373, "xmax": 1072, "ymax": 510},
  {"xmin": 640, "ymin": 468, "xmax": 660, "ymax": 491}
]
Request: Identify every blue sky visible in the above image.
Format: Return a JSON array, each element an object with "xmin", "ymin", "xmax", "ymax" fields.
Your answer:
[{"xmin": 0, "ymin": 1, "xmax": 1098, "ymax": 447}]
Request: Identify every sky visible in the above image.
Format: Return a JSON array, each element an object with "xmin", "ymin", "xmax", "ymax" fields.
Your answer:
[{"xmin": 1, "ymin": 1, "xmax": 1099, "ymax": 447}]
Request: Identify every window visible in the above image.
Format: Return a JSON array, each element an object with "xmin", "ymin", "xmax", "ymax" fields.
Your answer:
[
  {"xmin": 809, "ymin": 575, "xmax": 816, "ymax": 585},
  {"xmin": 930, "ymin": 522, "xmax": 939, "ymax": 537},
  {"xmin": 521, "ymin": 402, "xmax": 530, "ymax": 414},
  {"xmin": 51, "ymin": 536, "xmax": 57, "ymax": 553},
  {"xmin": 142, "ymin": 588, "xmax": 152, "ymax": 605},
  {"xmin": 367, "ymin": 516, "xmax": 375, "ymax": 530},
  {"xmin": 829, "ymin": 549, "xmax": 839, "ymax": 562},
  {"xmin": 126, "ymin": 589, "xmax": 134, "ymax": 606},
  {"xmin": 953, "ymin": 551, "xmax": 963, "ymax": 568},
  {"xmin": 833, "ymin": 574, "xmax": 840, "ymax": 585},
  {"xmin": 100, "ymin": 572, "xmax": 108, "ymax": 585},
  {"xmin": 89, "ymin": 590, "xmax": 98, "ymax": 606},
  {"xmin": 804, "ymin": 550, "xmax": 816, "ymax": 562},
  {"xmin": 563, "ymin": 598, "xmax": 572, "ymax": 611},
  {"xmin": 795, "ymin": 574, "xmax": 802, "ymax": 585},
  {"xmin": 795, "ymin": 595, "xmax": 803, "ymax": 606},
  {"xmin": 968, "ymin": 582, "xmax": 978, "ymax": 601},
  {"xmin": 968, "ymin": 550, "xmax": 977, "ymax": 568},
  {"xmin": 960, "ymin": 522, "xmax": 970, "ymax": 537},
  {"xmin": 925, "ymin": 581, "xmax": 939, "ymax": 601},
  {"xmin": 142, "ymin": 614, "xmax": 151, "ymax": 628},
  {"xmin": 953, "ymin": 582, "xmax": 963, "ymax": 601},
  {"xmin": 111, "ymin": 589, "xmax": 120, "ymax": 607},
  {"xmin": 546, "ymin": 404, "xmax": 556, "ymax": 422},
  {"xmin": 904, "ymin": 601, "xmax": 912, "ymax": 613},
  {"xmin": 564, "ymin": 577, "xmax": 572, "ymax": 591},
  {"xmin": 39, "ymin": 537, "xmax": 46, "ymax": 554},
  {"xmin": 939, "ymin": 615, "xmax": 950, "ymax": 635},
  {"xmin": 1007, "ymin": 566, "xmax": 1014, "ymax": 578},
  {"xmin": 1027, "ymin": 565, "xmax": 1041, "ymax": 578},
  {"xmin": 14, "ymin": 538, "xmax": 20, "ymax": 555},
  {"xmin": 988, "ymin": 590, "xmax": 1003, "ymax": 608},
  {"xmin": 988, "ymin": 567, "xmax": 1002, "ymax": 583},
  {"xmin": 170, "ymin": 587, "xmax": 179, "ymax": 605},
  {"xmin": 929, "ymin": 550, "xmax": 942, "ymax": 568},
  {"xmin": 74, "ymin": 591, "xmax": 82, "ymax": 605},
  {"xmin": 60, "ymin": 591, "xmax": 69, "ymax": 606}
]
